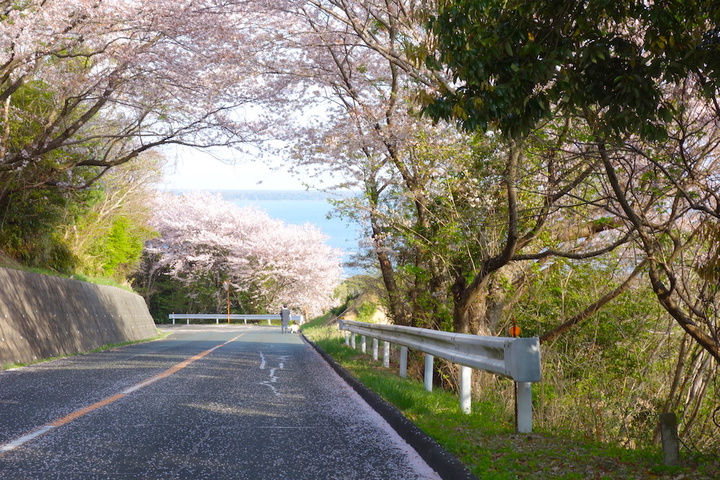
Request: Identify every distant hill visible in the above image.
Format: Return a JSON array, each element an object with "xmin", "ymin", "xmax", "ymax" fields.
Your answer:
[{"xmin": 221, "ymin": 190, "xmax": 334, "ymax": 201}]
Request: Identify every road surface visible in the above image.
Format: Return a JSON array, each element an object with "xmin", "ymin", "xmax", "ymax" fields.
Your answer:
[{"xmin": 0, "ymin": 325, "xmax": 441, "ymax": 479}]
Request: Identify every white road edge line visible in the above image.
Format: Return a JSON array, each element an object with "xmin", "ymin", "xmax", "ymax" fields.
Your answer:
[{"xmin": 0, "ymin": 425, "xmax": 57, "ymax": 453}]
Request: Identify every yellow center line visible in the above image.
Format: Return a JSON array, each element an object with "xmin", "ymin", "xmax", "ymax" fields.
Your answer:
[{"xmin": 0, "ymin": 333, "xmax": 243, "ymax": 455}]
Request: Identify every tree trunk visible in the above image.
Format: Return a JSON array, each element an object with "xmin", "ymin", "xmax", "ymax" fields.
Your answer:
[
  {"xmin": 452, "ymin": 273, "xmax": 492, "ymax": 335},
  {"xmin": 366, "ymin": 181, "xmax": 408, "ymax": 326}
]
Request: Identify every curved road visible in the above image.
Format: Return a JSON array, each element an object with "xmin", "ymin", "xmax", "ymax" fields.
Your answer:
[{"xmin": 0, "ymin": 325, "xmax": 441, "ymax": 479}]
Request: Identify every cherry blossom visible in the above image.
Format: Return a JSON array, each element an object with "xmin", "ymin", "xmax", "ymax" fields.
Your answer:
[{"xmin": 145, "ymin": 191, "xmax": 342, "ymax": 317}]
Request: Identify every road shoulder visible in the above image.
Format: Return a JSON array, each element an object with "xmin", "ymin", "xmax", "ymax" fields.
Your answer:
[{"xmin": 302, "ymin": 335, "xmax": 478, "ymax": 480}]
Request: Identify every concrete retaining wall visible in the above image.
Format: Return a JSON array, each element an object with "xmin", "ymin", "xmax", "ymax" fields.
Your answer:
[{"xmin": 0, "ymin": 268, "xmax": 157, "ymax": 366}]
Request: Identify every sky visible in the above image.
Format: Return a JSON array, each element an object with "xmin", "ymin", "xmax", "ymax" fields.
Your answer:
[{"xmin": 159, "ymin": 146, "xmax": 310, "ymax": 191}]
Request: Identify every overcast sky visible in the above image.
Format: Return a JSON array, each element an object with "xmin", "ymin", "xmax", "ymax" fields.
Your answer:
[{"xmin": 159, "ymin": 146, "xmax": 309, "ymax": 191}]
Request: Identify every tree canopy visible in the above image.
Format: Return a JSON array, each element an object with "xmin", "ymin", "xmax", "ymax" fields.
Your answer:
[
  {"xmin": 426, "ymin": 0, "xmax": 720, "ymax": 139},
  {"xmin": 0, "ymin": 0, "xmax": 717, "ymax": 451},
  {"xmin": 424, "ymin": 0, "xmax": 720, "ymax": 362}
]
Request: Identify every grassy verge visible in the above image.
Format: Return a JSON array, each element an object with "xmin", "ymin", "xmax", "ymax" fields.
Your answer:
[
  {"xmin": 302, "ymin": 319, "xmax": 718, "ymax": 479},
  {"xmin": 0, "ymin": 251, "xmax": 134, "ymax": 292}
]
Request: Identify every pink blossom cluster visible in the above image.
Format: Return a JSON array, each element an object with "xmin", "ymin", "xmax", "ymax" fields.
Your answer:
[{"xmin": 147, "ymin": 191, "xmax": 342, "ymax": 316}]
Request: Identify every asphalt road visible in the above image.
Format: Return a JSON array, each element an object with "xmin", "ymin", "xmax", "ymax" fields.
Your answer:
[{"xmin": 0, "ymin": 325, "xmax": 441, "ymax": 479}]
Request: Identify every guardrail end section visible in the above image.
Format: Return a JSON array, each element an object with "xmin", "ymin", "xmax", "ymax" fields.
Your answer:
[{"xmin": 506, "ymin": 337, "xmax": 542, "ymax": 382}]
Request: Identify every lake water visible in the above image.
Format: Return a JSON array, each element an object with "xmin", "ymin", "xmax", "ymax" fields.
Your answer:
[{"xmin": 218, "ymin": 190, "xmax": 363, "ymax": 276}]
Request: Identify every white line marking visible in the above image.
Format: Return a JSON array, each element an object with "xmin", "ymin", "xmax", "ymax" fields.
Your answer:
[
  {"xmin": 0, "ymin": 425, "xmax": 56, "ymax": 453},
  {"xmin": 259, "ymin": 354, "xmax": 288, "ymax": 396},
  {"xmin": 260, "ymin": 380, "xmax": 280, "ymax": 396},
  {"xmin": 122, "ymin": 383, "xmax": 149, "ymax": 394}
]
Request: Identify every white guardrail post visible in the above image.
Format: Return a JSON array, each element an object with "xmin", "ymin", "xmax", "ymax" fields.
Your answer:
[
  {"xmin": 517, "ymin": 382, "xmax": 532, "ymax": 433},
  {"xmin": 399, "ymin": 346, "xmax": 408, "ymax": 378},
  {"xmin": 338, "ymin": 319, "xmax": 541, "ymax": 433},
  {"xmin": 460, "ymin": 366, "xmax": 472, "ymax": 414},
  {"xmin": 424, "ymin": 354, "xmax": 433, "ymax": 392}
]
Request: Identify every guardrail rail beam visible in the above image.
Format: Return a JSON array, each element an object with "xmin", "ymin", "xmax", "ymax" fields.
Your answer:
[
  {"xmin": 169, "ymin": 313, "xmax": 303, "ymax": 326},
  {"xmin": 338, "ymin": 319, "xmax": 541, "ymax": 433}
]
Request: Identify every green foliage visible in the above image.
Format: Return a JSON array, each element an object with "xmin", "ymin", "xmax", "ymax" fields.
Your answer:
[
  {"xmin": 0, "ymin": 187, "xmax": 90, "ymax": 274},
  {"xmin": 510, "ymin": 257, "xmax": 692, "ymax": 448},
  {"xmin": 0, "ymin": 164, "xmax": 156, "ymax": 280},
  {"xmin": 6, "ymin": 80, "xmax": 57, "ymax": 148},
  {"xmin": 88, "ymin": 216, "xmax": 147, "ymax": 279},
  {"xmin": 331, "ymin": 276, "xmax": 366, "ymax": 315},
  {"xmin": 62, "ymin": 155, "xmax": 161, "ymax": 283},
  {"xmin": 137, "ymin": 263, "xmax": 265, "ymax": 323},
  {"xmin": 328, "ymin": 275, "xmax": 387, "ymax": 319},
  {"xmin": 148, "ymin": 275, "xmax": 192, "ymax": 322},
  {"xmin": 425, "ymin": 0, "xmax": 720, "ymax": 140},
  {"xmin": 0, "ymin": 80, "xmax": 120, "ymax": 275},
  {"xmin": 356, "ymin": 301, "xmax": 376, "ymax": 322}
]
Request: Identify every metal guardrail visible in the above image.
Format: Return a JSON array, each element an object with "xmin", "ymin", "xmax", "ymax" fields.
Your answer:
[
  {"xmin": 168, "ymin": 313, "xmax": 303, "ymax": 325},
  {"xmin": 338, "ymin": 319, "xmax": 541, "ymax": 433}
]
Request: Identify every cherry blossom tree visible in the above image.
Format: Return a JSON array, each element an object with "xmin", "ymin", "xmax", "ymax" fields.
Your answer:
[
  {"xmin": 142, "ymin": 191, "xmax": 341, "ymax": 317},
  {"xmin": 0, "ymin": 0, "xmax": 281, "ymax": 199},
  {"xmin": 245, "ymin": 0, "xmax": 625, "ymax": 338},
  {"xmin": 0, "ymin": 0, "xmax": 297, "ymax": 270},
  {"xmin": 240, "ymin": 0, "xmax": 463, "ymax": 328}
]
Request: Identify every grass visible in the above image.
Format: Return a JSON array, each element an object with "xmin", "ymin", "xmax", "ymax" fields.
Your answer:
[
  {"xmin": 302, "ymin": 320, "xmax": 719, "ymax": 479},
  {"xmin": 69, "ymin": 273, "xmax": 135, "ymax": 292}
]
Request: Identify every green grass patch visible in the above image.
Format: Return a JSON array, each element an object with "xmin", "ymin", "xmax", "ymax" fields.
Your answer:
[
  {"xmin": 69, "ymin": 273, "xmax": 134, "ymax": 292},
  {"xmin": 302, "ymin": 323, "xmax": 718, "ymax": 479}
]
